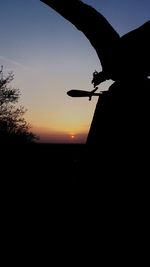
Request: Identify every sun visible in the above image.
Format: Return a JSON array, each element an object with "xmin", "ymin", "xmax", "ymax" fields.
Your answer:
[{"xmin": 71, "ymin": 135, "xmax": 75, "ymax": 139}]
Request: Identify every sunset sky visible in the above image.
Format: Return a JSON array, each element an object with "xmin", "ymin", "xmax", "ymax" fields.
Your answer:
[{"xmin": 0, "ymin": 0, "xmax": 149, "ymax": 143}]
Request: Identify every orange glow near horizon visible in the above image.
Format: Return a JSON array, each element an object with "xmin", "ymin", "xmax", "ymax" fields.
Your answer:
[
  {"xmin": 1, "ymin": 0, "xmax": 149, "ymax": 145},
  {"xmin": 32, "ymin": 125, "xmax": 88, "ymax": 143}
]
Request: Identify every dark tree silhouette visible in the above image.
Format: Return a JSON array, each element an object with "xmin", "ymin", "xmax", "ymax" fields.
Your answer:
[
  {"xmin": 40, "ymin": 1, "xmax": 150, "ymax": 238},
  {"xmin": 41, "ymin": 0, "xmax": 150, "ymax": 83},
  {"xmin": 41, "ymin": 0, "xmax": 150, "ymax": 148},
  {"xmin": 0, "ymin": 66, "xmax": 38, "ymax": 144}
]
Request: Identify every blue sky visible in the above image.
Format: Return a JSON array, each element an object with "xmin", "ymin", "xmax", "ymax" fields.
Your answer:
[{"xmin": 0, "ymin": 0, "xmax": 149, "ymax": 142}]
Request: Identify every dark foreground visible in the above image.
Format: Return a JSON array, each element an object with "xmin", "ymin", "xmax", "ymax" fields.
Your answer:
[
  {"xmin": 1, "ymin": 143, "xmax": 87, "ymax": 185},
  {"xmin": 1, "ymin": 142, "xmax": 149, "ymax": 261},
  {"xmin": 1, "ymin": 142, "xmax": 149, "ymax": 201},
  {"xmin": 1, "ymin": 143, "xmax": 88, "ymax": 201}
]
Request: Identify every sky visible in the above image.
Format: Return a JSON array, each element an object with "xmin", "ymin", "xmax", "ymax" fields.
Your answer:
[{"xmin": 0, "ymin": 0, "xmax": 149, "ymax": 143}]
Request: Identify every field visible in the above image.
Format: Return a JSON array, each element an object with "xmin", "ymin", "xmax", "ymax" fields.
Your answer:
[
  {"xmin": 1, "ymin": 142, "xmax": 115, "ymax": 210},
  {"xmin": 1, "ymin": 142, "xmax": 149, "ymax": 210},
  {"xmin": 1, "ymin": 142, "xmax": 149, "ymax": 245},
  {"xmin": 1, "ymin": 143, "xmax": 88, "ymax": 199}
]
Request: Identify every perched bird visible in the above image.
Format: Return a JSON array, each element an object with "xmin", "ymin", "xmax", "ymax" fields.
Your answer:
[{"xmin": 41, "ymin": 0, "xmax": 150, "ymax": 87}]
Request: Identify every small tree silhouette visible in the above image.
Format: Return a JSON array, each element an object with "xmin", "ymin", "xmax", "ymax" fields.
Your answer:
[{"xmin": 0, "ymin": 66, "xmax": 38, "ymax": 144}]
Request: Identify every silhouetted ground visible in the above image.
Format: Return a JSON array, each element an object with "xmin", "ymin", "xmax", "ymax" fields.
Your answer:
[
  {"xmin": 1, "ymin": 142, "xmax": 149, "ymax": 257},
  {"xmin": 1, "ymin": 143, "xmax": 87, "ymax": 203},
  {"xmin": 1, "ymin": 142, "xmax": 149, "ymax": 204}
]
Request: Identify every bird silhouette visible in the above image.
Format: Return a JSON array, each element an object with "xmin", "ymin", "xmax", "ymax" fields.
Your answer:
[{"xmin": 41, "ymin": 0, "xmax": 150, "ymax": 86}]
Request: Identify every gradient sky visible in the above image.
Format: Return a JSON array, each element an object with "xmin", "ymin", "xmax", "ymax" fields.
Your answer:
[{"xmin": 0, "ymin": 0, "xmax": 149, "ymax": 143}]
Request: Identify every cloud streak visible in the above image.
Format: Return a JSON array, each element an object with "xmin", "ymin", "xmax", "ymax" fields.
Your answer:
[{"xmin": 0, "ymin": 56, "xmax": 28, "ymax": 69}]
